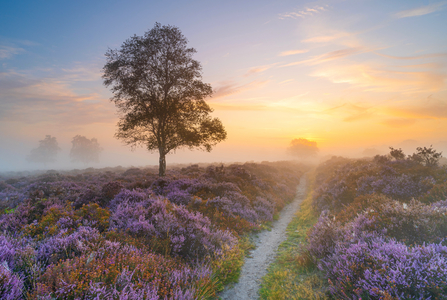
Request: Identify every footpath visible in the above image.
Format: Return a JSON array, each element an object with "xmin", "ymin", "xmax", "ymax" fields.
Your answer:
[{"xmin": 220, "ymin": 175, "xmax": 307, "ymax": 299}]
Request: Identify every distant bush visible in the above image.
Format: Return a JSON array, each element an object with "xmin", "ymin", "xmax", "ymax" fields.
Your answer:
[{"xmin": 313, "ymin": 147, "xmax": 443, "ymax": 212}]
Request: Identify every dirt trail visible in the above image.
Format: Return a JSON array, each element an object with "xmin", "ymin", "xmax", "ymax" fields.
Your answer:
[{"xmin": 219, "ymin": 175, "xmax": 307, "ymax": 300}]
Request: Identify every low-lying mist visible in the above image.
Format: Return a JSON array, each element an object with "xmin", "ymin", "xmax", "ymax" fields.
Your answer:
[{"xmin": 2, "ymin": 135, "xmax": 446, "ymax": 175}]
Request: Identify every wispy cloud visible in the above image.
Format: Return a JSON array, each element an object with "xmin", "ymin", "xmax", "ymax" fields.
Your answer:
[
  {"xmin": 279, "ymin": 5, "xmax": 327, "ymax": 19},
  {"xmin": 311, "ymin": 62, "xmax": 447, "ymax": 93},
  {"xmin": 244, "ymin": 64, "xmax": 276, "ymax": 77},
  {"xmin": 313, "ymin": 47, "xmax": 367, "ymax": 63},
  {"xmin": 389, "ymin": 98, "xmax": 447, "ymax": 120},
  {"xmin": 395, "ymin": 1, "xmax": 447, "ymax": 18},
  {"xmin": 210, "ymin": 103, "xmax": 268, "ymax": 111},
  {"xmin": 0, "ymin": 45, "xmax": 24, "ymax": 59},
  {"xmin": 283, "ymin": 47, "xmax": 368, "ymax": 67},
  {"xmin": 279, "ymin": 79, "xmax": 294, "ymax": 84},
  {"xmin": 61, "ymin": 65, "xmax": 102, "ymax": 82},
  {"xmin": 0, "ymin": 70, "xmax": 114, "ymax": 125},
  {"xmin": 279, "ymin": 49, "xmax": 308, "ymax": 56},
  {"xmin": 375, "ymin": 52, "xmax": 447, "ymax": 60},
  {"xmin": 324, "ymin": 103, "xmax": 374, "ymax": 122},
  {"xmin": 302, "ymin": 31, "xmax": 352, "ymax": 43},
  {"xmin": 381, "ymin": 118, "xmax": 416, "ymax": 128},
  {"xmin": 212, "ymin": 80, "xmax": 268, "ymax": 99}
]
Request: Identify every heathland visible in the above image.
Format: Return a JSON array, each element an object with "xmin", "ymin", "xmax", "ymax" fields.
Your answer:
[{"xmin": 0, "ymin": 162, "xmax": 307, "ymax": 299}]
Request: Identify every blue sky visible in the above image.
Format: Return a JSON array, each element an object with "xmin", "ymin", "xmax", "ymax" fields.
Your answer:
[{"xmin": 1, "ymin": 0, "xmax": 446, "ymax": 170}]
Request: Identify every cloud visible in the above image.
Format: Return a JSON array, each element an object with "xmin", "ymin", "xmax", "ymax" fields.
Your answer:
[
  {"xmin": 0, "ymin": 72, "xmax": 40, "ymax": 90},
  {"xmin": 302, "ymin": 32, "xmax": 351, "ymax": 43},
  {"xmin": 324, "ymin": 103, "xmax": 373, "ymax": 122},
  {"xmin": 395, "ymin": 2, "xmax": 447, "ymax": 18},
  {"xmin": 0, "ymin": 71, "xmax": 115, "ymax": 125},
  {"xmin": 316, "ymin": 47, "xmax": 367, "ymax": 63},
  {"xmin": 382, "ymin": 96, "xmax": 447, "ymax": 121},
  {"xmin": 311, "ymin": 62, "xmax": 447, "ymax": 93},
  {"xmin": 279, "ymin": 79, "xmax": 294, "ymax": 84},
  {"xmin": 0, "ymin": 45, "xmax": 24, "ymax": 59},
  {"xmin": 393, "ymin": 101, "xmax": 447, "ymax": 120},
  {"xmin": 279, "ymin": 5, "xmax": 327, "ymax": 19},
  {"xmin": 210, "ymin": 103, "xmax": 268, "ymax": 111},
  {"xmin": 212, "ymin": 80, "xmax": 268, "ymax": 99},
  {"xmin": 375, "ymin": 52, "xmax": 447, "ymax": 60},
  {"xmin": 210, "ymin": 101, "xmax": 311, "ymax": 114},
  {"xmin": 61, "ymin": 65, "xmax": 102, "ymax": 82},
  {"xmin": 279, "ymin": 49, "xmax": 308, "ymax": 56},
  {"xmin": 381, "ymin": 118, "xmax": 416, "ymax": 128},
  {"xmin": 283, "ymin": 47, "xmax": 368, "ymax": 67},
  {"xmin": 244, "ymin": 64, "xmax": 276, "ymax": 77}
]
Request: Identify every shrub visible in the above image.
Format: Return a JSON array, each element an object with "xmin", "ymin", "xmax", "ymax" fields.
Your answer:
[
  {"xmin": 31, "ymin": 244, "xmax": 213, "ymax": 300},
  {"xmin": 110, "ymin": 198, "xmax": 236, "ymax": 259},
  {"xmin": 321, "ymin": 238, "xmax": 447, "ymax": 299},
  {"xmin": 0, "ymin": 263, "xmax": 24, "ymax": 300},
  {"xmin": 101, "ymin": 181, "xmax": 124, "ymax": 203}
]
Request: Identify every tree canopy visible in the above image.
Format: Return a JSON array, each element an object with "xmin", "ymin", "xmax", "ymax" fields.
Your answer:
[
  {"xmin": 412, "ymin": 145, "xmax": 442, "ymax": 167},
  {"xmin": 70, "ymin": 135, "xmax": 103, "ymax": 166},
  {"xmin": 103, "ymin": 23, "xmax": 226, "ymax": 176},
  {"xmin": 287, "ymin": 138, "xmax": 319, "ymax": 158},
  {"xmin": 27, "ymin": 135, "xmax": 60, "ymax": 167}
]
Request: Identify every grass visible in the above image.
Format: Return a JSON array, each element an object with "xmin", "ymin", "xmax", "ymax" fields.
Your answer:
[
  {"xmin": 213, "ymin": 234, "xmax": 256, "ymax": 294},
  {"xmin": 259, "ymin": 170, "xmax": 328, "ymax": 300}
]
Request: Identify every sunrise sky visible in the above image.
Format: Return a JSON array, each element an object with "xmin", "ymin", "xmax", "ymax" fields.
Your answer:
[{"xmin": 1, "ymin": 0, "xmax": 446, "ymax": 170}]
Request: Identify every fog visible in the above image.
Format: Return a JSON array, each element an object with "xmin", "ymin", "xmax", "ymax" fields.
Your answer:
[
  {"xmin": 2, "ymin": 135, "xmax": 447, "ymax": 175},
  {"xmin": 0, "ymin": 137, "xmax": 292, "ymax": 173}
]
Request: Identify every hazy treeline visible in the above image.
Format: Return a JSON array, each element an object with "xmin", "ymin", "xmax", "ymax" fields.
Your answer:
[{"xmin": 27, "ymin": 135, "xmax": 102, "ymax": 167}]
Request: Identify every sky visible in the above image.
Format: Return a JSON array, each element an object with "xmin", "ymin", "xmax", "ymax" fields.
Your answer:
[{"xmin": 0, "ymin": 0, "xmax": 446, "ymax": 171}]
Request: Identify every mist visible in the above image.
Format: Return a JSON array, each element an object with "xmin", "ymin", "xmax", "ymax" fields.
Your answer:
[{"xmin": 2, "ymin": 134, "xmax": 447, "ymax": 174}]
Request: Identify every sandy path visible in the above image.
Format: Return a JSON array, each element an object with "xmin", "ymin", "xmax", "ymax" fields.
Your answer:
[{"xmin": 219, "ymin": 175, "xmax": 307, "ymax": 300}]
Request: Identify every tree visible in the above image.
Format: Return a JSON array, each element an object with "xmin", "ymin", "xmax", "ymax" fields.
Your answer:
[
  {"xmin": 410, "ymin": 145, "xmax": 442, "ymax": 167},
  {"xmin": 70, "ymin": 135, "xmax": 103, "ymax": 166},
  {"xmin": 389, "ymin": 147, "xmax": 406, "ymax": 160},
  {"xmin": 103, "ymin": 23, "xmax": 227, "ymax": 176},
  {"xmin": 287, "ymin": 138, "xmax": 319, "ymax": 158},
  {"xmin": 27, "ymin": 135, "xmax": 60, "ymax": 167}
]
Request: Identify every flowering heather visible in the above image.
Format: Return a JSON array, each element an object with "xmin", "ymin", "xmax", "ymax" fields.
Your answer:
[
  {"xmin": 36, "ymin": 226, "xmax": 101, "ymax": 264},
  {"xmin": 0, "ymin": 263, "xmax": 23, "ymax": 300},
  {"xmin": 303, "ymin": 149, "xmax": 447, "ymax": 298},
  {"xmin": 321, "ymin": 238, "xmax": 447, "ymax": 299},
  {"xmin": 110, "ymin": 198, "xmax": 237, "ymax": 259},
  {"xmin": 0, "ymin": 235, "xmax": 17, "ymax": 270},
  {"xmin": 109, "ymin": 188, "xmax": 152, "ymax": 209},
  {"xmin": 31, "ymin": 242, "xmax": 214, "ymax": 299},
  {"xmin": 0, "ymin": 162, "xmax": 306, "ymax": 297},
  {"xmin": 313, "ymin": 154, "xmax": 442, "ymax": 212}
]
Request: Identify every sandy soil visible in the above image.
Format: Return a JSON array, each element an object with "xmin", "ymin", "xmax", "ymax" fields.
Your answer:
[{"xmin": 219, "ymin": 175, "xmax": 307, "ymax": 300}]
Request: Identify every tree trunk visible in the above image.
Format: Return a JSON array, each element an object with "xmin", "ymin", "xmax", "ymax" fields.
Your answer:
[{"xmin": 159, "ymin": 153, "xmax": 166, "ymax": 177}]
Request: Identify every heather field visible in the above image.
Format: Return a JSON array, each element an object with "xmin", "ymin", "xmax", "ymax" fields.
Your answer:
[
  {"xmin": 0, "ymin": 162, "xmax": 307, "ymax": 299},
  {"xmin": 262, "ymin": 148, "xmax": 447, "ymax": 299}
]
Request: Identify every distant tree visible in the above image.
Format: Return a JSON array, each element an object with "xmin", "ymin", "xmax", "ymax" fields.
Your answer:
[
  {"xmin": 103, "ymin": 23, "xmax": 227, "ymax": 176},
  {"xmin": 287, "ymin": 138, "xmax": 319, "ymax": 158},
  {"xmin": 409, "ymin": 145, "xmax": 442, "ymax": 167},
  {"xmin": 389, "ymin": 147, "xmax": 406, "ymax": 160},
  {"xmin": 27, "ymin": 135, "xmax": 60, "ymax": 167},
  {"xmin": 70, "ymin": 135, "xmax": 103, "ymax": 166}
]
